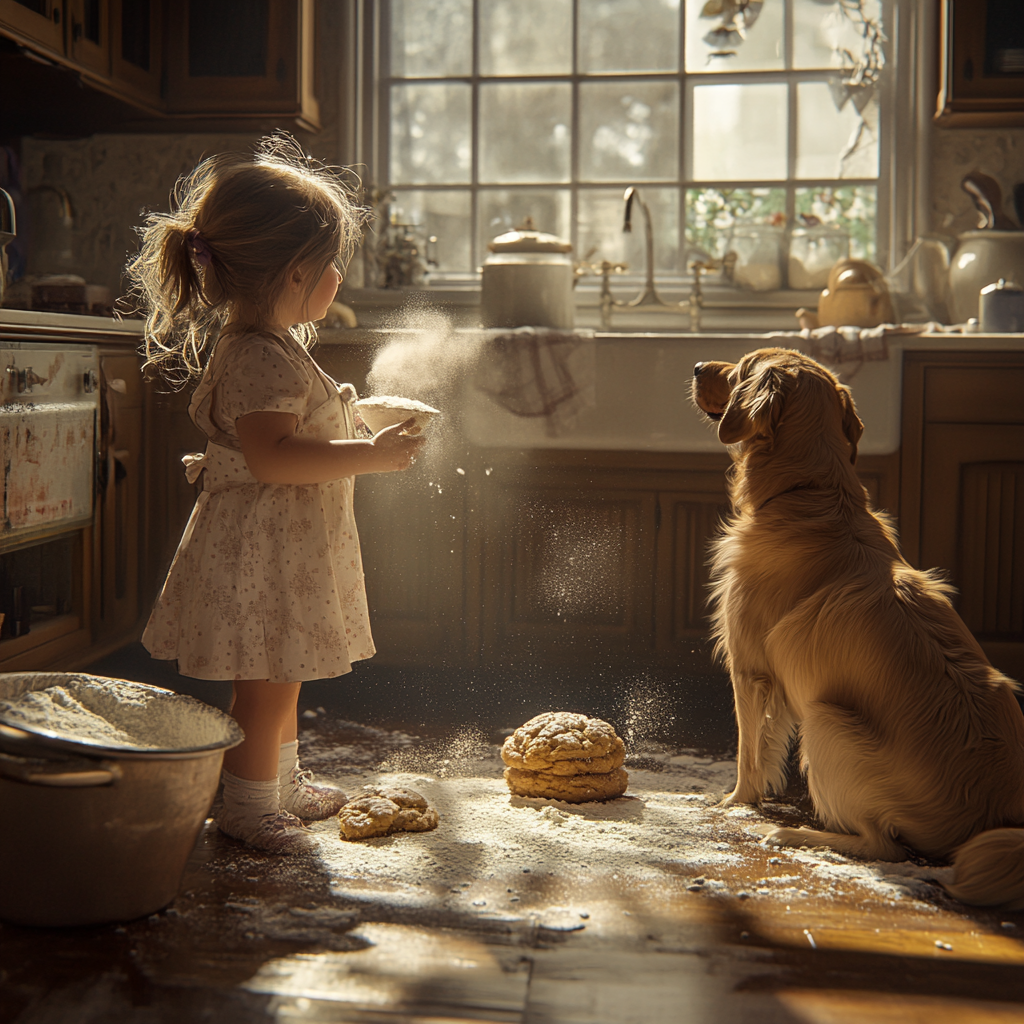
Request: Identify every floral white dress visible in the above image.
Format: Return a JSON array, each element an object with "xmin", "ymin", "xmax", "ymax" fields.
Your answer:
[{"xmin": 142, "ymin": 330, "xmax": 375, "ymax": 683}]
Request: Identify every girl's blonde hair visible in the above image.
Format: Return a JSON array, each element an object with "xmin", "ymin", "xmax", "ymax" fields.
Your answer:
[{"xmin": 128, "ymin": 134, "xmax": 364, "ymax": 386}]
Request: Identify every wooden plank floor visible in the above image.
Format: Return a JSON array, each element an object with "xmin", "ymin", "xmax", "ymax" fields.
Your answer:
[{"xmin": 2, "ymin": 706, "xmax": 1022, "ymax": 1023}]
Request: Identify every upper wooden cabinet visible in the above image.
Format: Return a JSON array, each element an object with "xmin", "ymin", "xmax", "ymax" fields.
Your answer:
[
  {"xmin": 109, "ymin": 0, "xmax": 161, "ymax": 104},
  {"xmin": 0, "ymin": 0, "xmax": 65, "ymax": 57},
  {"xmin": 164, "ymin": 0, "xmax": 319, "ymax": 127},
  {"xmin": 0, "ymin": 0, "xmax": 319, "ymax": 129}
]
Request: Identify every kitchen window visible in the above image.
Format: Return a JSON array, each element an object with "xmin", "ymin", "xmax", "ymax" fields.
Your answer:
[{"xmin": 351, "ymin": 0, "xmax": 924, "ymax": 296}]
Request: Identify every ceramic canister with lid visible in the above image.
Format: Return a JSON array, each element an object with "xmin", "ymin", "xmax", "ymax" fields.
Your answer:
[
  {"xmin": 979, "ymin": 278, "xmax": 1024, "ymax": 333},
  {"xmin": 480, "ymin": 226, "xmax": 574, "ymax": 330}
]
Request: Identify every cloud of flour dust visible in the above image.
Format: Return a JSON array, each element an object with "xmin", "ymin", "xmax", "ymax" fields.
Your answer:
[
  {"xmin": 376, "ymin": 725, "xmax": 493, "ymax": 778},
  {"xmin": 615, "ymin": 676, "xmax": 678, "ymax": 752}
]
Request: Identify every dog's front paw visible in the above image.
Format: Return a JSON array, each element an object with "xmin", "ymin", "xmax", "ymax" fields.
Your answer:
[
  {"xmin": 720, "ymin": 787, "xmax": 760, "ymax": 808},
  {"xmin": 762, "ymin": 827, "xmax": 808, "ymax": 847}
]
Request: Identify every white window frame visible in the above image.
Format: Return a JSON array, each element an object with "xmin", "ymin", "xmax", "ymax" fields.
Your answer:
[{"xmin": 337, "ymin": 0, "xmax": 934, "ymax": 314}]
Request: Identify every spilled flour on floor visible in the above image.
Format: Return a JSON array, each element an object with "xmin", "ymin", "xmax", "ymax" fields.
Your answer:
[{"xmin": 202, "ymin": 722, "xmax": 957, "ymax": 936}]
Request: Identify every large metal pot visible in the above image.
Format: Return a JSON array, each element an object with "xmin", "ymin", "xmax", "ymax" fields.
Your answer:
[{"xmin": 0, "ymin": 673, "xmax": 242, "ymax": 927}]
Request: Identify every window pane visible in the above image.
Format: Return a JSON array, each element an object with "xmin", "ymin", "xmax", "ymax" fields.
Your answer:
[
  {"xmin": 479, "ymin": 189, "xmax": 571, "ymax": 262},
  {"xmin": 479, "ymin": 0, "xmax": 572, "ymax": 75},
  {"xmin": 386, "ymin": 191, "xmax": 472, "ymax": 273},
  {"xmin": 793, "ymin": 0, "xmax": 884, "ymax": 72},
  {"xmin": 390, "ymin": 83, "xmax": 472, "ymax": 184},
  {"xmin": 579, "ymin": 80, "xmax": 679, "ymax": 182},
  {"xmin": 390, "ymin": 0, "xmax": 472, "ymax": 77},
  {"xmin": 685, "ymin": 187, "xmax": 786, "ymax": 259},
  {"xmin": 797, "ymin": 82, "xmax": 878, "ymax": 180},
  {"xmin": 692, "ymin": 83, "xmax": 787, "ymax": 181},
  {"xmin": 578, "ymin": 187, "xmax": 680, "ymax": 273},
  {"xmin": 578, "ymin": 0, "xmax": 680, "ymax": 73},
  {"xmin": 684, "ymin": 0, "xmax": 783, "ymax": 73},
  {"xmin": 479, "ymin": 82, "xmax": 572, "ymax": 183},
  {"xmin": 795, "ymin": 185, "xmax": 877, "ymax": 261}
]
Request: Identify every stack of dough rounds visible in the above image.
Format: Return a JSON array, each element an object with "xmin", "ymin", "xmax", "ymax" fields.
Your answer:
[
  {"xmin": 501, "ymin": 711, "xmax": 628, "ymax": 803},
  {"xmin": 338, "ymin": 785, "xmax": 439, "ymax": 840}
]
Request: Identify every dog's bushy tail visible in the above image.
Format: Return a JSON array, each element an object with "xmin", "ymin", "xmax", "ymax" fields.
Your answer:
[{"xmin": 944, "ymin": 829, "xmax": 1024, "ymax": 909}]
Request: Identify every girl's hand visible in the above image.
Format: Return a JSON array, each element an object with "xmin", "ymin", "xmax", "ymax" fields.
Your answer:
[{"xmin": 371, "ymin": 418, "xmax": 426, "ymax": 471}]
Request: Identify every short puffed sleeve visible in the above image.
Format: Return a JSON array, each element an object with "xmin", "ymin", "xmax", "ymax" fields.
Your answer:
[{"xmin": 213, "ymin": 337, "xmax": 312, "ymax": 430}]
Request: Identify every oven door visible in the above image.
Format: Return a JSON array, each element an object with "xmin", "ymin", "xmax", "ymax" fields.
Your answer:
[{"xmin": 1, "ymin": 344, "xmax": 100, "ymax": 545}]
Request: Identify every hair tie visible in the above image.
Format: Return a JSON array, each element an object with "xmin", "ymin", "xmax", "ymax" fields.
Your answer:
[{"xmin": 186, "ymin": 228, "xmax": 212, "ymax": 267}]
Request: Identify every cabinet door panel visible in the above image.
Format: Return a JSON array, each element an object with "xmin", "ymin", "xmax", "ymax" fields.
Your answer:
[
  {"xmin": 94, "ymin": 353, "xmax": 142, "ymax": 641},
  {"xmin": 164, "ymin": 0, "xmax": 318, "ymax": 124},
  {"xmin": 0, "ymin": 0, "xmax": 64, "ymax": 55},
  {"xmin": 67, "ymin": 0, "xmax": 109, "ymax": 76},
  {"xmin": 921, "ymin": 423, "xmax": 1024, "ymax": 644},
  {"xmin": 655, "ymin": 491, "xmax": 728, "ymax": 654},
  {"xmin": 110, "ymin": 0, "xmax": 160, "ymax": 102},
  {"xmin": 482, "ymin": 484, "xmax": 657, "ymax": 665},
  {"xmin": 355, "ymin": 469, "xmax": 465, "ymax": 666}
]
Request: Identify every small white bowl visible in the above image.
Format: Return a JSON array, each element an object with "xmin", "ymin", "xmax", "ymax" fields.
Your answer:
[{"xmin": 354, "ymin": 396, "xmax": 441, "ymax": 435}]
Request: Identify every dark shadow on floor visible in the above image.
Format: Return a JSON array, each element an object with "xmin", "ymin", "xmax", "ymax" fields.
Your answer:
[{"xmin": 86, "ymin": 642, "xmax": 737, "ymax": 754}]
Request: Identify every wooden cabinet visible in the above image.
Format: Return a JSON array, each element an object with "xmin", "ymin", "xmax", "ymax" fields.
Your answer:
[
  {"xmin": 477, "ymin": 461, "xmax": 662, "ymax": 667},
  {"xmin": 0, "ymin": 0, "xmax": 110, "ymax": 76},
  {"xmin": 91, "ymin": 348, "xmax": 143, "ymax": 645},
  {"xmin": 0, "ymin": 0, "xmax": 64, "ymax": 57},
  {"xmin": 0, "ymin": 0, "xmax": 318, "ymax": 127},
  {"xmin": 109, "ymin": 0, "xmax": 161, "ymax": 104},
  {"xmin": 901, "ymin": 351, "xmax": 1024, "ymax": 678},
  {"xmin": 164, "ymin": 0, "xmax": 319, "ymax": 127},
  {"xmin": 67, "ymin": 0, "xmax": 109, "ymax": 77}
]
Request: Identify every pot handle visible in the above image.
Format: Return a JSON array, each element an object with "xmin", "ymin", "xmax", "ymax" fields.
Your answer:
[{"xmin": 0, "ymin": 749, "xmax": 121, "ymax": 788}]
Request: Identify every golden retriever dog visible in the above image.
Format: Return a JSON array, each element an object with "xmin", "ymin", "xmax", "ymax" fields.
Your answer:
[{"xmin": 692, "ymin": 347, "xmax": 1024, "ymax": 908}]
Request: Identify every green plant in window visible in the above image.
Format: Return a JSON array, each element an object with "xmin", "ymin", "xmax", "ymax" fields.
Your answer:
[
  {"xmin": 685, "ymin": 188, "xmax": 786, "ymax": 257},
  {"xmin": 795, "ymin": 186, "xmax": 876, "ymax": 261}
]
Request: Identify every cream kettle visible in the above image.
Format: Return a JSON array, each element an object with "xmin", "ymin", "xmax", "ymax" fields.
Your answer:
[
  {"xmin": 947, "ymin": 230, "xmax": 1024, "ymax": 323},
  {"xmin": 480, "ymin": 224, "xmax": 575, "ymax": 330}
]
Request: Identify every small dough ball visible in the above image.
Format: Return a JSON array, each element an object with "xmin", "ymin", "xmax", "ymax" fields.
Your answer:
[
  {"xmin": 339, "ymin": 786, "xmax": 440, "ymax": 840},
  {"xmin": 361, "ymin": 785, "xmax": 439, "ymax": 833},
  {"xmin": 396, "ymin": 805, "xmax": 440, "ymax": 832},
  {"xmin": 361, "ymin": 785, "xmax": 428, "ymax": 809},
  {"xmin": 339, "ymin": 795, "xmax": 400, "ymax": 839},
  {"xmin": 501, "ymin": 711, "xmax": 625, "ymax": 773},
  {"xmin": 504, "ymin": 766, "xmax": 629, "ymax": 803}
]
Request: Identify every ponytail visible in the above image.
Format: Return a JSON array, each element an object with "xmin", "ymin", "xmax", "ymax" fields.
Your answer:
[{"xmin": 126, "ymin": 135, "xmax": 363, "ymax": 389}]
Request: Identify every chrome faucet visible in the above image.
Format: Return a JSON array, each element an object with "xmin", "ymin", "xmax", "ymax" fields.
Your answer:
[{"xmin": 622, "ymin": 187, "xmax": 672, "ymax": 309}]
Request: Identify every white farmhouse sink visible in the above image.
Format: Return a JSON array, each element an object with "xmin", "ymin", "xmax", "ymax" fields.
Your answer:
[{"xmin": 463, "ymin": 333, "xmax": 905, "ymax": 455}]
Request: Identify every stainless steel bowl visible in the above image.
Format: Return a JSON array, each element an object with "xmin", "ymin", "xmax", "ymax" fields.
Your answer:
[{"xmin": 0, "ymin": 673, "xmax": 242, "ymax": 927}]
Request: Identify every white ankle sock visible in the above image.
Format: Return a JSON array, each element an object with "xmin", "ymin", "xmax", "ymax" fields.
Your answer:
[
  {"xmin": 278, "ymin": 740, "xmax": 299, "ymax": 784},
  {"xmin": 220, "ymin": 770, "xmax": 279, "ymax": 828}
]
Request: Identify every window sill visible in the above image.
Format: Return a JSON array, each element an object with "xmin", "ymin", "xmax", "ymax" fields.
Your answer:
[{"xmin": 341, "ymin": 283, "xmax": 824, "ymax": 334}]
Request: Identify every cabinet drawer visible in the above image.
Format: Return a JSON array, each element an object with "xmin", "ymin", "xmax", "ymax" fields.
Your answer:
[{"xmin": 924, "ymin": 366, "xmax": 1024, "ymax": 424}]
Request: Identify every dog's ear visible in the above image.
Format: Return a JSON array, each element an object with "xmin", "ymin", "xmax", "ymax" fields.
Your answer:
[
  {"xmin": 718, "ymin": 366, "xmax": 786, "ymax": 446},
  {"xmin": 718, "ymin": 390, "xmax": 755, "ymax": 445},
  {"xmin": 838, "ymin": 385, "xmax": 864, "ymax": 464}
]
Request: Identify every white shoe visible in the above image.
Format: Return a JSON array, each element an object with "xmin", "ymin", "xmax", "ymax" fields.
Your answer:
[
  {"xmin": 280, "ymin": 766, "xmax": 348, "ymax": 821},
  {"xmin": 217, "ymin": 809, "xmax": 318, "ymax": 855}
]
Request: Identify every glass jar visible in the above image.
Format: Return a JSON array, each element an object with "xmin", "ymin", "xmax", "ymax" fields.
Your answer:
[
  {"xmin": 727, "ymin": 224, "xmax": 785, "ymax": 291},
  {"xmin": 788, "ymin": 226, "xmax": 850, "ymax": 290}
]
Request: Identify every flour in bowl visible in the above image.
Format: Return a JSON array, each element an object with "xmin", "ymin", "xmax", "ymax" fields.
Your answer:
[{"xmin": 0, "ymin": 675, "xmax": 239, "ymax": 752}]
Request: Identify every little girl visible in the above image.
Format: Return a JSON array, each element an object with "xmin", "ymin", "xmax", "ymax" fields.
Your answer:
[{"xmin": 129, "ymin": 136, "xmax": 424, "ymax": 854}]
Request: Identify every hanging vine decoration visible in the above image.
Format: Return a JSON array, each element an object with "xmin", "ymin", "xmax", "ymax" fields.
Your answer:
[
  {"xmin": 828, "ymin": 0, "xmax": 887, "ymax": 173},
  {"xmin": 698, "ymin": 0, "xmax": 765, "ymax": 61}
]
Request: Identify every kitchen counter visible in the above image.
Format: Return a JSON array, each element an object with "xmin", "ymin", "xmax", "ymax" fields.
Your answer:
[
  {"xmin": 0, "ymin": 308, "xmax": 144, "ymax": 343},
  {"xmin": 331, "ymin": 326, "xmax": 1024, "ymax": 457}
]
